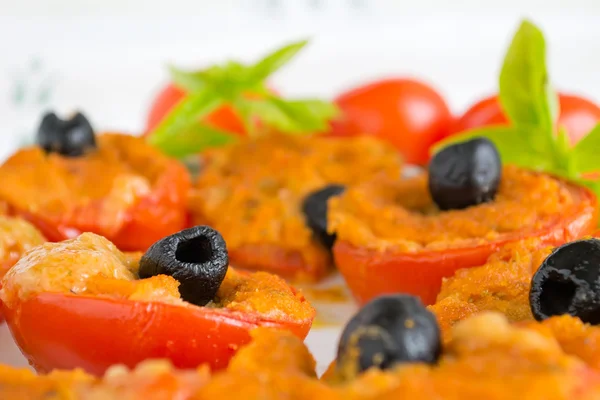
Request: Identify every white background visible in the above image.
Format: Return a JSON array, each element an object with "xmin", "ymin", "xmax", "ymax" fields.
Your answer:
[
  {"xmin": 1, "ymin": 1, "xmax": 600, "ymax": 159},
  {"xmin": 1, "ymin": 0, "xmax": 600, "ymax": 374}
]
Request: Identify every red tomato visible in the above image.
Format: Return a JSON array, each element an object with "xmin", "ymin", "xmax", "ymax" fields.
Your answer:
[
  {"xmin": 334, "ymin": 181, "xmax": 598, "ymax": 306},
  {"xmin": 453, "ymin": 93, "xmax": 600, "ymax": 144},
  {"xmin": 3, "ymin": 287, "xmax": 313, "ymax": 376},
  {"xmin": 329, "ymin": 78, "xmax": 453, "ymax": 165}
]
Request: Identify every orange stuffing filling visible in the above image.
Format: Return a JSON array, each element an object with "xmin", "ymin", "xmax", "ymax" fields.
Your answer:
[
  {"xmin": 523, "ymin": 315, "xmax": 600, "ymax": 370},
  {"xmin": 0, "ymin": 360, "xmax": 210, "ymax": 400},
  {"xmin": 0, "ymin": 134, "xmax": 175, "ymax": 238},
  {"xmin": 2, "ymin": 313, "xmax": 600, "ymax": 400},
  {"xmin": 329, "ymin": 166, "xmax": 581, "ymax": 251},
  {"xmin": 429, "ymin": 239, "xmax": 551, "ymax": 339},
  {"xmin": 0, "ymin": 215, "xmax": 46, "ymax": 278},
  {"xmin": 0, "ymin": 233, "xmax": 313, "ymax": 322},
  {"xmin": 190, "ymin": 134, "xmax": 402, "ymax": 280}
]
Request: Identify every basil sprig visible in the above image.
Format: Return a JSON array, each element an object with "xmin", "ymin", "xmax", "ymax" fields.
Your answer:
[
  {"xmin": 433, "ymin": 20, "xmax": 600, "ymax": 202},
  {"xmin": 147, "ymin": 40, "xmax": 339, "ymax": 157}
]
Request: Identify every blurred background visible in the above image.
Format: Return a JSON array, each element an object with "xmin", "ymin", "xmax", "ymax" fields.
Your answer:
[{"xmin": 1, "ymin": 0, "xmax": 600, "ymax": 159}]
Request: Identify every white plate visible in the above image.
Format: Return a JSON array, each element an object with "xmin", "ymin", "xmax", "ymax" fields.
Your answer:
[{"xmin": 0, "ymin": 324, "xmax": 31, "ymax": 370}]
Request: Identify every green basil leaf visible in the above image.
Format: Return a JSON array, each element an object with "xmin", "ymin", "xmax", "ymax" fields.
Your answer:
[
  {"xmin": 235, "ymin": 98, "xmax": 301, "ymax": 134},
  {"xmin": 430, "ymin": 18, "xmax": 599, "ymax": 206},
  {"xmin": 169, "ymin": 65, "xmax": 207, "ymax": 92},
  {"xmin": 556, "ymin": 126, "xmax": 570, "ymax": 151},
  {"xmin": 170, "ymin": 61, "xmax": 253, "ymax": 95},
  {"xmin": 232, "ymin": 98, "xmax": 256, "ymax": 135},
  {"xmin": 573, "ymin": 177, "xmax": 600, "ymax": 220},
  {"xmin": 499, "ymin": 20, "xmax": 557, "ymax": 137},
  {"xmin": 147, "ymin": 89, "xmax": 224, "ymax": 156},
  {"xmin": 269, "ymin": 98, "xmax": 339, "ymax": 133},
  {"xmin": 552, "ymin": 126, "xmax": 578, "ymax": 177},
  {"xmin": 150, "ymin": 123, "xmax": 238, "ymax": 158},
  {"xmin": 220, "ymin": 61, "xmax": 252, "ymax": 87},
  {"xmin": 546, "ymin": 83, "xmax": 560, "ymax": 126},
  {"xmin": 431, "ymin": 126, "xmax": 557, "ymax": 172},
  {"xmin": 248, "ymin": 40, "xmax": 308, "ymax": 84},
  {"xmin": 150, "ymin": 40, "xmax": 339, "ymax": 154},
  {"xmin": 194, "ymin": 65, "xmax": 227, "ymax": 84},
  {"xmin": 571, "ymin": 124, "xmax": 600, "ymax": 173},
  {"xmin": 237, "ymin": 97, "xmax": 338, "ymax": 135},
  {"xmin": 170, "ymin": 41, "xmax": 307, "ymax": 96}
]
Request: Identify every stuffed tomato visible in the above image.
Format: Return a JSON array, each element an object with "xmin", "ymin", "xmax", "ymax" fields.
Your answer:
[
  {"xmin": 189, "ymin": 134, "xmax": 402, "ymax": 282},
  {"xmin": 0, "ymin": 112, "xmax": 190, "ymax": 252},
  {"xmin": 0, "ymin": 226, "xmax": 314, "ymax": 375},
  {"xmin": 329, "ymin": 138, "xmax": 598, "ymax": 305}
]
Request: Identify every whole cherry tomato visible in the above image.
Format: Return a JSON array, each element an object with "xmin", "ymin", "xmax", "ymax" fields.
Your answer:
[
  {"xmin": 329, "ymin": 78, "xmax": 453, "ymax": 165},
  {"xmin": 453, "ymin": 93, "xmax": 600, "ymax": 144},
  {"xmin": 145, "ymin": 84, "xmax": 247, "ymax": 137}
]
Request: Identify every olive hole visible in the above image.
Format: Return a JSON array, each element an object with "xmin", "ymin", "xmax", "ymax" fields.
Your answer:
[
  {"xmin": 539, "ymin": 278, "xmax": 577, "ymax": 317},
  {"xmin": 175, "ymin": 236, "xmax": 213, "ymax": 264}
]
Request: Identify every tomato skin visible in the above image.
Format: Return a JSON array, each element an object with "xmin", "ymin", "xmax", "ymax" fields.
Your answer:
[
  {"xmin": 3, "ymin": 291, "xmax": 313, "ymax": 376},
  {"xmin": 145, "ymin": 84, "xmax": 252, "ymax": 137},
  {"xmin": 453, "ymin": 94, "xmax": 600, "ymax": 144},
  {"xmin": 145, "ymin": 84, "xmax": 186, "ymax": 134},
  {"xmin": 329, "ymin": 79, "xmax": 453, "ymax": 165},
  {"xmin": 334, "ymin": 181, "xmax": 598, "ymax": 306},
  {"xmin": 452, "ymin": 95, "xmax": 506, "ymax": 131}
]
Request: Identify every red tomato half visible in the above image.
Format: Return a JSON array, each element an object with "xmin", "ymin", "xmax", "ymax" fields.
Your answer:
[
  {"xmin": 3, "ymin": 289, "xmax": 313, "ymax": 376},
  {"xmin": 453, "ymin": 93, "xmax": 600, "ymax": 144},
  {"xmin": 329, "ymin": 78, "xmax": 453, "ymax": 165},
  {"xmin": 334, "ymin": 181, "xmax": 598, "ymax": 306}
]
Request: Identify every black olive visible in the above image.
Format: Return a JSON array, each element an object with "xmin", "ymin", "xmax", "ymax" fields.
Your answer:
[
  {"xmin": 36, "ymin": 111, "xmax": 96, "ymax": 157},
  {"xmin": 139, "ymin": 226, "xmax": 229, "ymax": 306},
  {"xmin": 302, "ymin": 184, "xmax": 346, "ymax": 249},
  {"xmin": 428, "ymin": 137, "xmax": 501, "ymax": 210},
  {"xmin": 336, "ymin": 294, "xmax": 441, "ymax": 376},
  {"xmin": 530, "ymin": 238, "xmax": 600, "ymax": 324}
]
